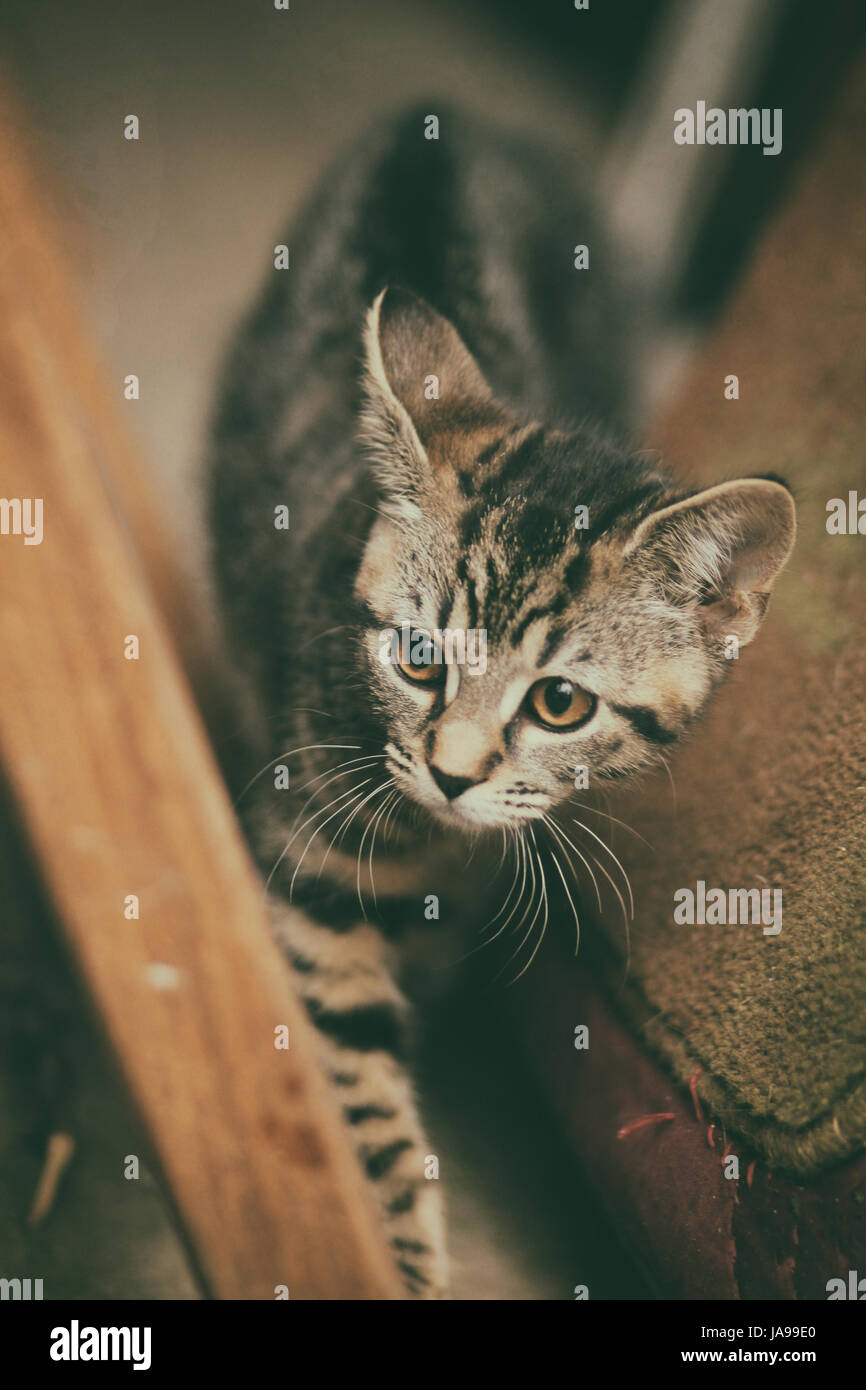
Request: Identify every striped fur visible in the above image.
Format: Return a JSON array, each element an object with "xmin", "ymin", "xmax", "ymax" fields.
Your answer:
[{"xmin": 209, "ymin": 107, "xmax": 795, "ymax": 1297}]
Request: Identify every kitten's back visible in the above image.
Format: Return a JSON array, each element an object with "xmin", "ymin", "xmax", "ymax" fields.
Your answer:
[
  {"xmin": 209, "ymin": 106, "xmax": 640, "ymax": 716},
  {"xmin": 213, "ymin": 105, "xmax": 637, "ymax": 459}
]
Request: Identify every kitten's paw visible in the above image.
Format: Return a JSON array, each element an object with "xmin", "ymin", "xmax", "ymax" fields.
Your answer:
[
  {"xmin": 391, "ymin": 1195, "xmax": 450, "ymax": 1301},
  {"xmin": 393, "ymin": 1243, "xmax": 448, "ymax": 1299}
]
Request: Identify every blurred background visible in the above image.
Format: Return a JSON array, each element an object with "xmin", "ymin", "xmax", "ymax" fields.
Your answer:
[{"xmin": 0, "ymin": 0, "xmax": 862, "ymax": 1299}]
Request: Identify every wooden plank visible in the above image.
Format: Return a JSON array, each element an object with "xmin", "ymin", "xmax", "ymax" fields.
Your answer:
[
  {"xmin": 0, "ymin": 76, "xmax": 230, "ymax": 743},
  {"xmin": 0, "ymin": 85, "xmax": 403, "ymax": 1300}
]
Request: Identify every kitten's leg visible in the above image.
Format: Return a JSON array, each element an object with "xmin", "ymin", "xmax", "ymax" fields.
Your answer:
[{"xmin": 270, "ymin": 898, "xmax": 447, "ymax": 1299}]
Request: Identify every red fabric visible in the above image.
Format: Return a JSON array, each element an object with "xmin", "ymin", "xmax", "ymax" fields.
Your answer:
[{"xmin": 517, "ymin": 966, "xmax": 866, "ymax": 1299}]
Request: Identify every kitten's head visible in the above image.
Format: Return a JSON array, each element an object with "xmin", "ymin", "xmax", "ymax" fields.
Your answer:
[{"xmin": 354, "ymin": 288, "xmax": 795, "ymax": 830}]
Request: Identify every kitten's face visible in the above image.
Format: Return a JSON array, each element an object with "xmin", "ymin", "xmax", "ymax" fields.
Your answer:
[
  {"xmin": 358, "ymin": 495, "xmax": 714, "ymax": 830},
  {"xmin": 354, "ymin": 289, "xmax": 795, "ymax": 833}
]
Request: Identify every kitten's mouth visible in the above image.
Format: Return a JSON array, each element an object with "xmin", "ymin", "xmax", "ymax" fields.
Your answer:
[
  {"xmin": 427, "ymin": 797, "xmax": 492, "ymax": 829},
  {"xmin": 387, "ymin": 762, "xmax": 491, "ymax": 829},
  {"xmin": 406, "ymin": 776, "xmax": 545, "ymax": 831},
  {"xmin": 430, "ymin": 802, "xmax": 547, "ymax": 833},
  {"xmin": 386, "ymin": 746, "xmax": 548, "ymax": 830}
]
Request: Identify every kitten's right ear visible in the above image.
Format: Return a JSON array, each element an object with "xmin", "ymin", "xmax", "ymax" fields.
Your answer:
[
  {"xmin": 360, "ymin": 287, "xmax": 508, "ymax": 517},
  {"xmin": 624, "ymin": 477, "xmax": 796, "ymax": 647}
]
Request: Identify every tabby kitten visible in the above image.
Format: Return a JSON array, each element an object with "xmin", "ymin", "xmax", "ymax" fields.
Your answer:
[{"xmin": 209, "ymin": 107, "xmax": 795, "ymax": 1298}]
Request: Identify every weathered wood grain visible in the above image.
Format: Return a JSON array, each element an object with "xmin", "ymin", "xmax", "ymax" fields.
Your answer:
[{"xmin": 0, "ymin": 83, "xmax": 403, "ymax": 1300}]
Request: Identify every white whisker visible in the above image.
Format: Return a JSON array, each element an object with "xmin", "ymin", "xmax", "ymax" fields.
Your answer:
[
  {"xmin": 296, "ymin": 753, "xmax": 385, "ymax": 796},
  {"xmin": 480, "ymin": 827, "xmax": 522, "ymax": 935},
  {"xmin": 569, "ymin": 818, "xmax": 635, "ymax": 919},
  {"xmin": 288, "ymin": 757, "xmax": 384, "ymax": 836},
  {"xmin": 497, "ymin": 828, "xmax": 546, "ymax": 983},
  {"xmin": 355, "ymin": 779, "xmax": 397, "ymax": 917},
  {"xmin": 478, "ymin": 829, "xmax": 528, "ymax": 950},
  {"xmin": 316, "ymin": 775, "xmax": 390, "ymax": 881},
  {"xmin": 568, "ymin": 798, "xmax": 654, "ymax": 851},
  {"xmin": 544, "ymin": 814, "xmax": 603, "ymax": 916},
  {"xmin": 658, "ymin": 754, "xmax": 678, "ymax": 815},
  {"xmin": 267, "ymin": 779, "xmax": 373, "ymax": 895},
  {"xmin": 381, "ymin": 789, "xmax": 404, "ymax": 844},
  {"xmin": 546, "ymin": 844, "xmax": 582, "ymax": 956},
  {"xmin": 586, "ymin": 848, "xmax": 631, "ymax": 973},
  {"xmin": 509, "ymin": 827, "xmax": 550, "ymax": 983},
  {"xmin": 235, "ymin": 743, "xmax": 363, "ymax": 806},
  {"xmin": 365, "ymin": 785, "xmax": 397, "ymax": 908}
]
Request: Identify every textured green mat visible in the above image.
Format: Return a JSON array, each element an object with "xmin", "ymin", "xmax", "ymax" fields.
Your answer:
[{"xmin": 593, "ymin": 65, "xmax": 866, "ymax": 1177}]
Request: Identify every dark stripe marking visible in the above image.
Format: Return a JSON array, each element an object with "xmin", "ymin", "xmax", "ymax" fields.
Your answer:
[
  {"xmin": 288, "ymin": 878, "xmax": 420, "ymax": 938},
  {"xmin": 289, "ymin": 879, "xmax": 363, "ymax": 932},
  {"xmin": 488, "ymin": 424, "xmax": 545, "ymax": 489},
  {"xmin": 305, "ymin": 999, "xmax": 406, "ymax": 1058},
  {"xmin": 289, "ymin": 952, "xmax": 316, "ymax": 974},
  {"xmin": 475, "ymin": 423, "xmax": 522, "ymax": 469},
  {"xmin": 538, "ymin": 618, "xmax": 572, "ymax": 667},
  {"xmin": 612, "ymin": 703, "xmax": 677, "ymax": 745},
  {"xmin": 465, "ymin": 573, "xmax": 479, "ymax": 630},
  {"xmin": 364, "ymin": 1138, "xmax": 413, "ymax": 1180},
  {"xmin": 345, "ymin": 1104, "xmax": 397, "ymax": 1125},
  {"xmin": 458, "ymin": 504, "xmax": 484, "ymax": 550},
  {"xmin": 386, "ymin": 1187, "xmax": 416, "ymax": 1215},
  {"xmin": 563, "ymin": 549, "xmax": 590, "ymax": 592},
  {"xmin": 510, "ymin": 605, "xmax": 550, "ymax": 645}
]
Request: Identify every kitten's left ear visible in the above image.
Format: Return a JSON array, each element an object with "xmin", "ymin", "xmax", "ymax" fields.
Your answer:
[
  {"xmin": 625, "ymin": 477, "xmax": 796, "ymax": 646},
  {"xmin": 360, "ymin": 287, "xmax": 509, "ymax": 513}
]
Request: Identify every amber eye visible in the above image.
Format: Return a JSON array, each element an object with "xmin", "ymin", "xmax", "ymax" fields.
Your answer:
[
  {"xmin": 397, "ymin": 629, "xmax": 445, "ymax": 685},
  {"xmin": 526, "ymin": 678, "xmax": 595, "ymax": 730}
]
